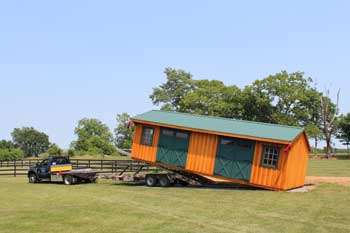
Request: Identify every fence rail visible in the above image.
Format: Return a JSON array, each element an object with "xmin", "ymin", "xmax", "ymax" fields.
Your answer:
[{"xmin": 0, "ymin": 159, "xmax": 160, "ymax": 177}]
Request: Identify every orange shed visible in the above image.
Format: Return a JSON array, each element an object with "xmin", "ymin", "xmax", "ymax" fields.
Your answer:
[{"xmin": 131, "ymin": 110, "xmax": 310, "ymax": 191}]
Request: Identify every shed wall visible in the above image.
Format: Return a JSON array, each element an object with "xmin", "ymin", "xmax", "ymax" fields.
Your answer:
[
  {"xmin": 249, "ymin": 142, "xmax": 288, "ymax": 190},
  {"xmin": 185, "ymin": 132, "xmax": 218, "ymax": 175},
  {"xmin": 131, "ymin": 124, "xmax": 160, "ymax": 163},
  {"xmin": 283, "ymin": 133, "xmax": 309, "ymax": 190}
]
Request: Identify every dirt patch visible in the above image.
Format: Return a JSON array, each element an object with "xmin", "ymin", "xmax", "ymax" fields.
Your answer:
[{"xmin": 306, "ymin": 176, "xmax": 350, "ymax": 186}]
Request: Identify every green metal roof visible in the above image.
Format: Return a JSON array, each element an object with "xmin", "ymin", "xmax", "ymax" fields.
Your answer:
[{"xmin": 132, "ymin": 110, "xmax": 304, "ymax": 143}]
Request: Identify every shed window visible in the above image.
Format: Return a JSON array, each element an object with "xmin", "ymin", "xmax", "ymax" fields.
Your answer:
[
  {"xmin": 261, "ymin": 145, "xmax": 280, "ymax": 169},
  {"xmin": 141, "ymin": 127, "xmax": 154, "ymax": 146}
]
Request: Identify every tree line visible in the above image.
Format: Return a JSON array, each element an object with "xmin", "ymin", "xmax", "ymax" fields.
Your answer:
[
  {"xmin": 0, "ymin": 113, "xmax": 132, "ymax": 160},
  {"xmin": 150, "ymin": 68, "xmax": 350, "ymax": 158},
  {"xmin": 0, "ymin": 68, "xmax": 349, "ymax": 160}
]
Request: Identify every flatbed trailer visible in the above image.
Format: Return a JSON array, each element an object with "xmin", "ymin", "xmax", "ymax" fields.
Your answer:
[{"xmin": 116, "ymin": 159, "xmax": 218, "ymax": 187}]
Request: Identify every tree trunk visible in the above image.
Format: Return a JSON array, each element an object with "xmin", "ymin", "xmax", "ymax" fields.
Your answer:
[
  {"xmin": 314, "ymin": 137, "xmax": 318, "ymax": 157},
  {"xmin": 326, "ymin": 137, "xmax": 332, "ymax": 159}
]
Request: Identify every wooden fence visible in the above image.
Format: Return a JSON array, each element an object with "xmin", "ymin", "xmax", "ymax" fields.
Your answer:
[{"xmin": 0, "ymin": 159, "xmax": 160, "ymax": 177}]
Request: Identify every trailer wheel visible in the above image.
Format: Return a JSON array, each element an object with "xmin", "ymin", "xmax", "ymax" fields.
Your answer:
[
  {"xmin": 159, "ymin": 175, "xmax": 170, "ymax": 187},
  {"xmin": 28, "ymin": 173, "xmax": 37, "ymax": 183},
  {"xmin": 63, "ymin": 175, "xmax": 73, "ymax": 185},
  {"xmin": 145, "ymin": 175, "xmax": 157, "ymax": 187}
]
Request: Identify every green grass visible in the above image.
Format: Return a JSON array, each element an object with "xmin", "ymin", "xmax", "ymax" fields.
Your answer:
[
  {"xmin": 307, "ymin": 160, "xmax": 350, "ymax": 177},
  {"xmin": 1, "ymin": 160, "xmax": 350, "ymax": 233},
  {"xmin": 0, "ymin": 178, "xmax": 350, "ymax": 233}
]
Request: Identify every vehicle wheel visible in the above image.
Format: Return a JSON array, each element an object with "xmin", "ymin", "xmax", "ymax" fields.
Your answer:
[
  {"xmin": 145, "ymin": 175, "xmax": 157, "ymax": 187},
  {"xmin": 28, "ymin": 173, "xmax": 37, "ymax": 183},
  {"xmin": 63, "ymin": 175, "xmax": 73, "ymax": 185},
  {"xmin": 159, "ymin": 176, "xmax": 170, "ymax": 187}
]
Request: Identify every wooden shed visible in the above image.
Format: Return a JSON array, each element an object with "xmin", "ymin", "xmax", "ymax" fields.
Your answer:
[{"xmin": 131, "ymin": 110, "xmax": 310, "ymax": 191}]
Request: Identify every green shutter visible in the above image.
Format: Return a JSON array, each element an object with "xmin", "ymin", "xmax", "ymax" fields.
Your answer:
[
  {"xmin": 214, "ymin": 137, "xmax": 255, "ymax": 181},
  {"xmin": 156, "ymin": 128, "xmax": 190, "ymax": 168}
]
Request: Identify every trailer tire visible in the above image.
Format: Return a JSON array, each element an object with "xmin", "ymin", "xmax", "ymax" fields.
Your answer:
[
  {"xmin": 63, "ymin": 175, "xmax": 73, "ymax": 185},
  {"xmin": 28, "ymin": 173, "xmax": 37, "ymax": 183},
  {"xmin": 145, "ymin": 175, "xmax": 157, "ymax": 187},
  {"xmin": 159, "ymin": 175, "xmax": 170, "ymax": 187}
]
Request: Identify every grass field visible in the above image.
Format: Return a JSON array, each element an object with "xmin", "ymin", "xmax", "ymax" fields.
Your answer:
[
  {"xmin": 307, "ymin": 160, "xmax": 350, "ymax": 176},
  {"xmin": 0, "ymin": 160, "xmax": 349, "ymax": 233}
]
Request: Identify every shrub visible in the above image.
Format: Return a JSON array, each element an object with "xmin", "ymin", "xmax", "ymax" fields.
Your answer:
[
  {"xmin": 67, "ymin": 149, "xmax": 75, "ymax": 157},
  {"xmin": 0, "ymin": 148, "xmax": 24, "ymax": 160},
  {"xmin": 47, "ymin": 144, "xmax": 63, "ymax": 156}
]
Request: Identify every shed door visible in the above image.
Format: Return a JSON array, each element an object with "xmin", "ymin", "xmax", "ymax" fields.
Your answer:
[
  {"xmin": 156, "ymin": 128, "xmax": 190, "ymax": 168},
  {"xmin": 214, "ymin": 137, "xmax": 255, "ymax": 181}
]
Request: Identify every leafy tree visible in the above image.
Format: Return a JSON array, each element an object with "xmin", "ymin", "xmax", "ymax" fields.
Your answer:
[
  {"xmin": 47, "ymin": 144, "xmax": 63, "ymax": 156},
  {"xmin": 181, "ymin": 80, "xmax": 242, "ymax": 117},
  {"xmin": 150, "ymin": 68, "xmax": 194, "ymax": 111},
  {"xmin": 305, "ymin": 123, "xmax": 323, "ymax": 156},
  {"xmin": 337, "ymin": 113, "xmax": 350, "ymax": 157},
  {"xmin": 240, "ymin": 85, "xmax": 274, "ymax": 123},
  {"xmin": 250, "ymin": 71, "xmax": 322, "ymax": 126},
  {"xmin": 0, "ymin": 140, "xmax": 16, "ymax": 150},
  {"xmin": 72, "ymin": 118, "xmax": 115, "ymax": 155},
  {"xmin": 0, "ymin": 140, "xmax": 24, "ymax": 160},
  {"xmin": 114, "ymin": 113, "xmax": 134, "ymax": 149},
  {"xmin": 11, "ymin": 127, "xmax": 50, "ymax": 157}
]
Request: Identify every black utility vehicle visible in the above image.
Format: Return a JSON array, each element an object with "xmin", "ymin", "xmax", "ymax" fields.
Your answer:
[{"xmin": 27, "ymin": 156, "xmax": 96, "ymax": 185}]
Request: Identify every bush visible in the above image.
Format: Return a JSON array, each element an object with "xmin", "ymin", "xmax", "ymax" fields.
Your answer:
[
  {"xmin": 67, "ymin": 149, "xmax": 75, "ymax": 157},
  {"xmin": 0, "ymin": 148, "xmax": 24, "ymax": 160},
  {"xmin": 47, "ymin": 144, "xmax": 62, "ymax": 156}
]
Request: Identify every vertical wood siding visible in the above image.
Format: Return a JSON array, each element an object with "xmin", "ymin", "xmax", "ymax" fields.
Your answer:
[
  {"xmin": 250, "ymin": 142, "xmax": 289, "ymax": 190},
  {"xmin": 283, "ymin": 133, "xmax": 309, "ymax": 189},
  {"xmin": 185, "ymin": 132, "xmax": 218, "ymax": 175},
  {"xmin": 131, "ymin": 124, "xmax": 160, "ymax": 163}
]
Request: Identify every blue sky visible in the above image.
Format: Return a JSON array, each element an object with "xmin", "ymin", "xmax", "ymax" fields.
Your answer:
[{"xmin": 0, "ymin": 1, "xmax": 349, "ymax": 148}]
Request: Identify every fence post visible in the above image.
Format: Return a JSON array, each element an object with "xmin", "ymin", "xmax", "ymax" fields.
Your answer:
[
  {"xmin": 101, "ymin": 160, "xmax": 103, "ymax": 170},
  {"xmin": 77, "ymin": 160, "xmax": 79, "ymax": 168},
  {"xmin": 14, "ymin": 160, "xmax": 16, "ymax": 177},
  {"xmin": 88, "ymin": 160, "xmax": 91, "ymax": 168}
]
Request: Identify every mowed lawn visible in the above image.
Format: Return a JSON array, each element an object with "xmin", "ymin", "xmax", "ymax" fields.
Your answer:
[
  {"xmin": 0, "ymin": 160, "xmax": 349, "ymax": 233},
  {"xmin": 307, "ymin": 160, "xmax": 350, "ymax": 176}
]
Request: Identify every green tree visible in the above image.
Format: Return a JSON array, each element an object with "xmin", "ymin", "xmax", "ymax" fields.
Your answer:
[
  {"xmin": 11, "ymin": 127, "xmax": 50, "ymax": 157},
  {"xmin": 0, "ymin": 140, "xmax": 16, "ymax": 150},
  {"xmin": 150, "ymin": 68, "xmax": 194, "ymax": 111},
  {"xmin": 305, "ymin": 123, "xmax": 323, "ymax": 156},
  {"xmin": 47, "ymin": 144, "xmax": 63, "ymax": 156},
  {"xmin": 72, "ymin": 118, "xmax": 115, "ymax": 155},
  {"xmin": 0, "ymin": 140, "xmax": 24, "ymax": 160},
  {"xmin": 337, "ymin": 113, "xmax": 350, "ymax": 157},
  {"xmin": 240, "ymin": 85, "xmax": 274, "ymax": 123},
  {"xmin": 181, "ymin": 80, "xmax": 242, "ymax": 117},
  {"xmin": 250, "ymin": 71, "xmax": 321, "ymax": 126},
  {"xmin": 114, "ymin": 113, "xmax": 134, "ymax": 149}
]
